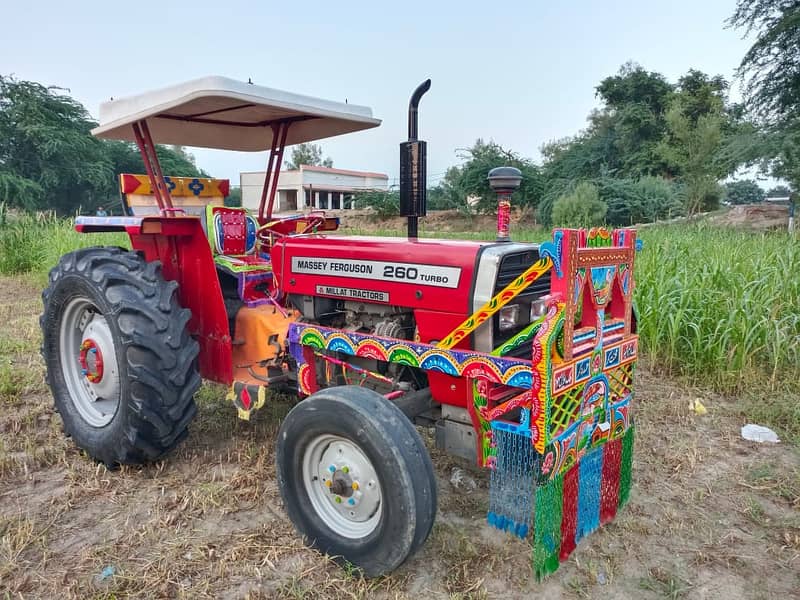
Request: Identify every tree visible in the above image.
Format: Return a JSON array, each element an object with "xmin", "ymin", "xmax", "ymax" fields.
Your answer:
[
  {"xmin": 725, "ymin": 179, "xmax": 765, "ymax": 205},
  {"xmin": 596, "ymin": 176, "xmax": 684, "ymax": 225},
  {"xmin": 104, "ymin": 141, "xmax": 206, "ymax": 186},
  {"xmin": 0, "ymin": 76, "xmax": 111, "ymax": 213},
  {"xmin": 594, "ymin": 62, "xmax": 676, "ymax": 177},
  {"xmin": 724, "ymin": 180, "xmax": 765, "ymax": 204},
  {"xmin": 729, "ymin": 0, "xmax": 800, "ymax": 123},
  {"xmin": 285, "ymin": 143, "xmax": 333, "ymax": 170},
  {"xmin": 540, "ymin": 64, "xmax": 676, "ymax": 188},
  {"xmin": 540, "ymin": 64, "xmax": 754, "ymax": 217},
  {"xmin": 225, "ymin": 186, "xmax": 242, "ymax": 207},
  {"xmin": 766, "ymin": 184, "xmax": 792, "ymax": 198},
  {"xmin": 551, "ymin": 182, "xmax": 607, "ymax": 227},
  {"xmin": 0, "ymin": 75, "xmax": 208, "ymax": 214},
  {"xmin": 353, "ymin": 189, "xmax": 399, "ymax": 218},
  {"xmin": 729, "ymin": 1, "xmax": 800, "ymax": 190},
  {"xmin": 427, "ymin": 183, "xmax": 467, "ymax": 211},
  {"xmin": 441, "ymin": 139, "xmax": 544, "ymax": 214},
  {"xmin": 674, "ymin": 70, "xmax": 730, "ymax": 124},
  {"xmin": 657, "ymin": 88, "xmax": 727, "ymax": 214}
]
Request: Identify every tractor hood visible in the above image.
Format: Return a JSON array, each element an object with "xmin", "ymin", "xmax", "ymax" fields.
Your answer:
[{"xmin": 272, "ymin": 235, "xmax": 498, "ymax": 314}]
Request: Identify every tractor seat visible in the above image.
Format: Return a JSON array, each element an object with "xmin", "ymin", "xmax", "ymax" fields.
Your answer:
[{"xmin": 205, "ymin": 206, "xmax": 272, "ymax": 274}]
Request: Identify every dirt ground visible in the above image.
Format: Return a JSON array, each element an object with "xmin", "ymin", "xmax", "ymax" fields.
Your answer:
[
  {"xmin": 708, "ymin": 204, "xmax": 791, "ymax": 231},
  {"xmin": 1, "ymin": 274, "xmax": 798, "ymax": 599},
  {"xmin": 336, "ymin": 205, "xmax": 794, "ymax": 235},
  {"xmin": 331, "ymin": 209, "xmax": 536, "ymax": 235}
]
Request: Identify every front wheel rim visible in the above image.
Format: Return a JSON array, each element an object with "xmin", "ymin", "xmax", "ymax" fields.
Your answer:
[
  {"xmin": 58, "ymin": 297, "xmax": 121, "ymax": 427},
  {"xmin": 301, "ymin": 434, "xmax": 382, "ymax": 539}
]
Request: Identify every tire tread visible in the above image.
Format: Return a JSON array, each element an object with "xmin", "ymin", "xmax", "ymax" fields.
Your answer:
[{"xmin": 41, "ymin": 246, "xmax": 200, "ymax": 466}]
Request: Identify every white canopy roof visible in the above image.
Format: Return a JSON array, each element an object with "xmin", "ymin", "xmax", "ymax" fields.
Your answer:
[{"xmin": 91, "ymin": 76, "xmax": 381, "ymax": 151}]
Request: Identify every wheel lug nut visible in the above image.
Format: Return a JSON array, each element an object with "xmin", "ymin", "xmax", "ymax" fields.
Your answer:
[
  {"xmin": 335, "ymin": 496, "xmax": 342, "ymax": 504},
  {"xmin": 351, "ymin": 482, "xmax": 359, "ymax": 490},
  {"xmin": 342, "ymin": 466, "xmax": 349, "ymax": 474},
  {"xmin": 328, "ymin": 465, "xmax": 336, "ymax": 473},
  {"xmin": 348, "ymin": 498, "xmax": 355, "ymax": 505}
]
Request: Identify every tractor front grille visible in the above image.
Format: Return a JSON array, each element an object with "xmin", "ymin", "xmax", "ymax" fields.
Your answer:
[{"xmin": 492, "ymin": 248, "xmax": 551, "ymax": 360}]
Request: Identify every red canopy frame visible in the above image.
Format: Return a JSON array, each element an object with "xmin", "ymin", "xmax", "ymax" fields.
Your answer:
[
  {"xmin": 132, "ymin": 120, "xmax": 175, "ymax": 213},
  {"xmin": 258, "ymin": 121, "xmax": 290, "ymax": 221},
  {"xmin": 131, "ymin": 118, "xmax": 292, "ymax": 221}
]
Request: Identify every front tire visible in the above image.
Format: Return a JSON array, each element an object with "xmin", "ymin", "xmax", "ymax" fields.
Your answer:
[
  {"xmin": 276, "ymin": 386, "xmax": 437, "ymax": 577},
  {"xmin": 40, "ymin": 247, "xmax": 201, "ymax": 466}
]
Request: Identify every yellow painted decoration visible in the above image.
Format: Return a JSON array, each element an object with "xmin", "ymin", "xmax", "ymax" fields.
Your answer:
[
  {"xmin": 119, "ymin": 173, "xmax": 229, "ymax": 198},
  {"xmin": 531, "ymin": 305, "xmax": 564, "ymax": 454},
  {"xmin": 227, "ymin": 383, "xmax": 267, "ymax": 421},
  {"xmin": 437, "ymin": 258, "xmax": 552, "ymax": 350}
]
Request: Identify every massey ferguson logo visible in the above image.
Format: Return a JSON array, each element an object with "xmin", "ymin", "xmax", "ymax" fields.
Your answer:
[{"xmin": 292, "ymin": 257, "xmax": 461, "ymax": 289}]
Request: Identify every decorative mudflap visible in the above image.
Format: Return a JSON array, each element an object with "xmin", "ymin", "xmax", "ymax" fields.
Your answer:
[
  {"xmin": 488, "ymin": 422, "xmax": 635, "ymax": 579},
  {"xmin": 484, "ymin": 227, "xmax": 639, "ymax": 580},
  {"xmin": 227, "ymin": 381, "xmax": 267, "ymax": 420}
]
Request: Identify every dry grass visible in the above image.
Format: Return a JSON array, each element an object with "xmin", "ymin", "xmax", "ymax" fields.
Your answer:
[{"xmin": 1, "ymin": 274, "xmax": 799, "ymax": 599}]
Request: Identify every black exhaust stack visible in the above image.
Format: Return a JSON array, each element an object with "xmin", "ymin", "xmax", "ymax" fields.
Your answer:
[{"xmin": 400, "ymin": 79, "xmax": 431, "ymax": 238}]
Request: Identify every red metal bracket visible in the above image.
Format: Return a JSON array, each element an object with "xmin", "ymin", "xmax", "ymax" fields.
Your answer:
[{"xmin": 131, "ymin": 120, "xmax": 175, "ymax": 215}]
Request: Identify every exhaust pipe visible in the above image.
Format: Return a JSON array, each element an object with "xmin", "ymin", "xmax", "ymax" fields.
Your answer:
[{"xmin": 400, "ymin": 79, "xmax": 431, "ymax": 238}]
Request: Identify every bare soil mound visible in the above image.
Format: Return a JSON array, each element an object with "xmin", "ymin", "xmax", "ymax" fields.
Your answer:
[{"xmin": 710, "ymin": 203, "xmax": 790, "ymax": 230}]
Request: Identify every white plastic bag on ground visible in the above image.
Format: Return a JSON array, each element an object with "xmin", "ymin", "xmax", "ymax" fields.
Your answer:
[{"xmin": 741, "ymin": 424, "xmax": 780, "ymax": 443}]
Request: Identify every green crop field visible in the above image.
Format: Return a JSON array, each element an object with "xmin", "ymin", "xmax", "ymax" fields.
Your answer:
[
  {"xmin": 2, "ymin": 214, "xmax": 798, "ymax": 441},
  {"xmin": 0, "ymin": 212, "xmax": 127, "ymax": 277}
]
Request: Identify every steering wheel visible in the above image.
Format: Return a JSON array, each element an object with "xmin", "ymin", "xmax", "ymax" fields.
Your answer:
[
  {"xmin": 296, "ymin": 211, "xmax": 327, "ymax": 234},
  {"xmin": 257, "ymin": 211, "xmax": 327, "ymax": 245}
]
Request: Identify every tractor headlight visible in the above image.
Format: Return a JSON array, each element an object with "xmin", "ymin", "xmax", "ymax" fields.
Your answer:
[
  {"xmin": 498, "ymin": 304, "xmax": 520, "ymax": 331},
  {"xmin": 530, "ymin": 298, "xmax": 548, "ymax": 320}
]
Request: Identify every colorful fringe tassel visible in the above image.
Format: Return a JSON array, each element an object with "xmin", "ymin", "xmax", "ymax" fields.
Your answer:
[{"xmin": 488, "ymin": 425, "xmax": 636, "ymax": 580}]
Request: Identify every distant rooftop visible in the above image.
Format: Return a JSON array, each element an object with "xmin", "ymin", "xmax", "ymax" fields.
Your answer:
[{"xmin": 241, "ymin": 165, "xmax": 388, "ymax": 179}]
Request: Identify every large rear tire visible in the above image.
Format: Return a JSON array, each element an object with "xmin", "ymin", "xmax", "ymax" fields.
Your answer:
[
  {"xmin": 40, "ymin": 247, "xmax": 201, "ymax": 466},
  {"xmin": 276, "ymin": 386, "xmax": 437, "ymax": 577}
]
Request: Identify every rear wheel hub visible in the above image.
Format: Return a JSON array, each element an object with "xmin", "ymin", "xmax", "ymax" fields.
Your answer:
[{"xmin": 59, "ymin": 298, "xmax": 121, "ymax": 427}]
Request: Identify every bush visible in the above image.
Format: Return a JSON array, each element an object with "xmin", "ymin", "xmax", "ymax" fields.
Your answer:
[
  {"xmin": 724, "ymin": 179, "xmax": 765, "ymax": 205},
  {"xmin": 353, "ymin": 187, "xmax": 472, "ymax": 218},
  {"xmin": 0, "ymin": 212, "xmax": 128, "ymax": 275},
  {"xmin": 551, "ymin": 182, "xmax": 607, "ymax": 226},
  {"xmin": 598, "ymin": 176, "xmax": 684, "ymax": 226},
  {"xmin": 353, "ymin": 190, "xmax": 399, "ymax": 219},
  {"xmin": 225, "ymin": 187, "xmax": 242, "ymax": 208},
  {"xmin": 541, "ymin": 176, "xmax": 684, "ymax": 227},
  {"xmin": 636, "ymin": 176, "xmax": 685, "ymax": 220},
  {"xmin": 0, "ymin": 215, "xmax": 46, "ymax": 274}
]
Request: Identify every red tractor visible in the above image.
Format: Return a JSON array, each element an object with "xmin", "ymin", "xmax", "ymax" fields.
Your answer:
[{"xmin": 41, "ymin": 77, "xmax": 639, "ymax": 578}]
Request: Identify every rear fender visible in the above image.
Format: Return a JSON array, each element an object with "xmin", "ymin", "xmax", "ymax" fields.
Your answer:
[{"xmin": 75, "ymin": 216, "xmax": 233, "ymax": 383}]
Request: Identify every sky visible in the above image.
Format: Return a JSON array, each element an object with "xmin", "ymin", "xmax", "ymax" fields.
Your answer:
[{"xmin": 1, "ymin": 0, "xmax": 754, "ymax": 188}]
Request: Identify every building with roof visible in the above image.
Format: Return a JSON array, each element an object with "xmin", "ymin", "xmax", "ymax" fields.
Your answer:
[{"xmin": 240, "ymin": 165, "xmax": 388, "ymax": 213}]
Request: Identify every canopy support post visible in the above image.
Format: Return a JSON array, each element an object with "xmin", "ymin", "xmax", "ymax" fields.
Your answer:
[
  {"xmin": 258, "ymin": 121, "xmax": 290, "ymax": 221},
  {"xmin": 132, "ymin": 119, "xmax": 175, "ymax": 215}
]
